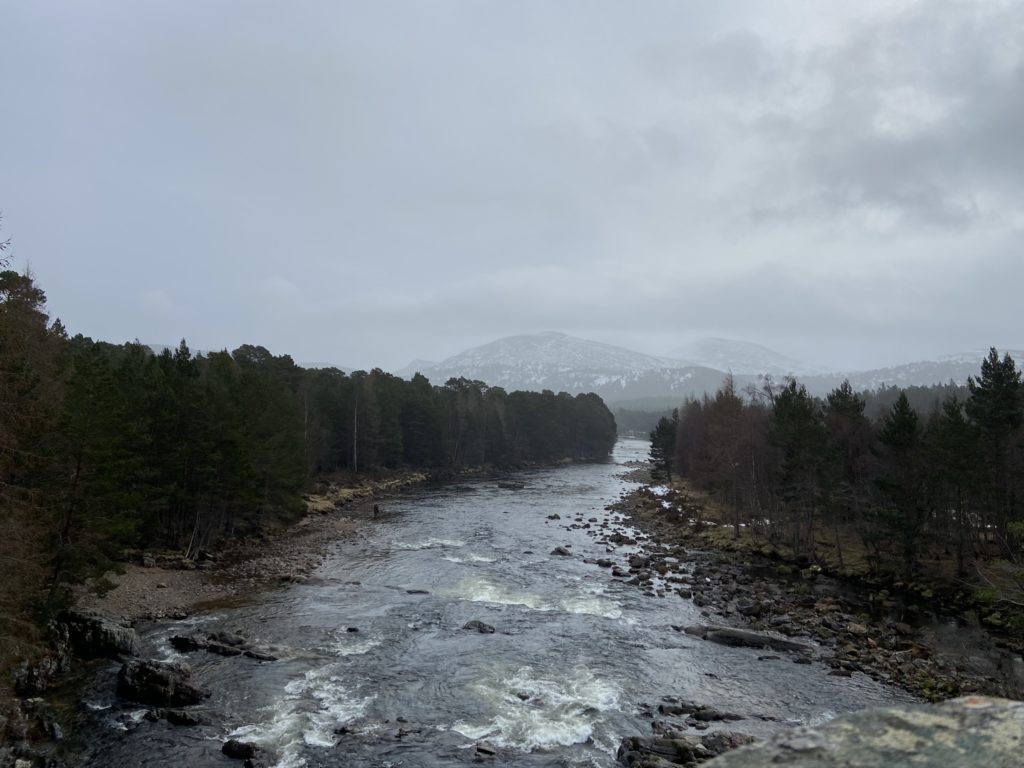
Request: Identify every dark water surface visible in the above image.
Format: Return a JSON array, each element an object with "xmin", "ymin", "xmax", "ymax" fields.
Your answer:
[{"xmin": 74, "ymin": 439, "xmax": 912, "ymax": 767}]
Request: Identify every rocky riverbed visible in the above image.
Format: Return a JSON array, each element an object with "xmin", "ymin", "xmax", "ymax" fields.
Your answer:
[{"xmin": 594, "ymin": 483, "xmax": 1024, "ymax": 706}]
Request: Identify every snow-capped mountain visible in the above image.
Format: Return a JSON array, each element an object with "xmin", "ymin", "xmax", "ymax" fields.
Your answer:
[
  {"xmin": 398, "ymin": 334, "xmax": 1024, "ymax": 407},
  {"xmin": 669, "ymin": 337, "xmax": 819, "ymax": 376},
  {"xmin": 398, "ymin": 332, "xmax": 720, "ymax": 402}
]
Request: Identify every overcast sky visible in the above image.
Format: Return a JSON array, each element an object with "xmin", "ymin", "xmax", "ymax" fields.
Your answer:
[{"xmin": 2, "ymin": 1, "xmax": 1022, "ymax": 372}]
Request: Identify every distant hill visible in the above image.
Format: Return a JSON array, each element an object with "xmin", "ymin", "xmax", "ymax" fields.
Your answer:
[
  {"xmin": 669, "ymin": 337, "xmax": 820, "ymax": 376},
  {"xmin": 398, "ymin": 332, "xmax": 742, "ymax": 404},
  {"xmin": 397, "ymin": 333, "xmax": 1024, "ymax": 408},
  {"xmin": 395, "ymin": 359, "xmax": 440, "ymax": 379},
  {"xmin": 798, "ymin": 350, "xmax": 1024, "ymax": 396}
]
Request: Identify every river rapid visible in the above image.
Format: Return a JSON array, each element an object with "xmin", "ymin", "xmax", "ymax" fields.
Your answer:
[{"xmin": 72, "ymin": 439, "xmax": 913, "ymax": 767}]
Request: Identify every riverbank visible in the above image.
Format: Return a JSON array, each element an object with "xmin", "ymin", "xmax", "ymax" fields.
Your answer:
[
  {"xmin": 2, "ymin": 470, "xmax": 436, "ymax": 766},
  {"xmin": 72, "ymin": 470, "xmax": 432, "ymax": 623},
  {"xmin": 607, "ymin": 480, "xmax": 1024, "ymax": 703}
]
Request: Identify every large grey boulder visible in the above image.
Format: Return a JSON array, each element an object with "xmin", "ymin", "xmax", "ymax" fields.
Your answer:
[
  {"xmin": 703, "ymin": 696, "xmax": 1024, "ymax": 767},
  {"xmin": 116, "ymin": 659, "xmax": 209, "ymax": 707},
  {"xmin": 61, "ymin": 609, "xmax": 140, "ymax": 659}
]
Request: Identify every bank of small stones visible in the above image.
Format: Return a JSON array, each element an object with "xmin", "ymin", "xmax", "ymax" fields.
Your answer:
[{"xmin": 580, "ymin": 483, "xmax": 1023, "ymax": 705}]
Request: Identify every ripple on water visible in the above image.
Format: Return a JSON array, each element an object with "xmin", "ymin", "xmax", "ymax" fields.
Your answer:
[
  {"xmin": 451, "ymin": 665, "xmax": 622, "ymax": 752},
  {"xmin": 390, "ymin": 537, "xmax": 466, "ymax": 551}
]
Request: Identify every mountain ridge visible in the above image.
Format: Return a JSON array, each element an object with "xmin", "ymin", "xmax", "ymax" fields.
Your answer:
[{"xmin": 396, "ymin": 333, "xmax": 1023, "ymax": 405}]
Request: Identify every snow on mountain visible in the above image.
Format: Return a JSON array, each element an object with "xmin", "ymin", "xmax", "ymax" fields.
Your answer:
[
  {"xmin": 669, "ymin": 337, "xmax": 820, "ymax": 376},
  {"xmin": 399, "ymin": 333, "xmax": 1024, "ymax": 407},
  {"xmin": 402, "ymin": 332, "xmax": 716, "ymax": 403}
]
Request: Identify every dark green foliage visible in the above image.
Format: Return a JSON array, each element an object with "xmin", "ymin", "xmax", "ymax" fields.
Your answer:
[
  {"xmin": 672, "ymin": 353, "xmax": 1024, "ymax": 580},
  {"xmin": 966, "ymin": 349, "xmax": 1024, "ymax": 550},
  {"xmin": 769, "ymin": 380, "xmax": 827, "ymax": 557},
  {"xmin": 648, "ymin": 410, "xmax": 678, "ymax": 482},
  {"xmin": 0, "ymin": 268, "xmax": 619, "ymax": 630},
  {"xmin": 874, "ymin": 392, "xmax": 926, "ymax": 577}
]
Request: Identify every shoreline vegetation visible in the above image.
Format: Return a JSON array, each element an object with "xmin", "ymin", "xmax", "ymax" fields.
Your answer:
[{"xmin": 647, "ymin": 350, "xmax": 1024, "ymax": 651}]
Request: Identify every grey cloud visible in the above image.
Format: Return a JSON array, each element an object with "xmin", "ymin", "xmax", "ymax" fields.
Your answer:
[{"xmin": 1, "ymin": 1, "xmax": 1021, "ymax": 373}]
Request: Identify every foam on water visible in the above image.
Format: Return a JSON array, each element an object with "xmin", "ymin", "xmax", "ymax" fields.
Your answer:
[
  {"xmin": 390, "ymin": 537, "xmax": 466, "ymax": 551},
  {"xmin": 443, "ymin": 575, "xmax": 547, "ymax": 609},
  {"xmin": 229, "ymin": 664, "xmax": 371, "ymax": 768},
  {"xmin": 329, "ymin": 630, "xmax": 382, "ymax": 657},
  {"xmin": 443, "ymin": 575, "xmax": 623, "ymax": 617},
  {"xmin": 442, "ymin": 552, "xmax": 496, "ymax": 564},
  {"xmin": 452, "ymin": 665, "xmax": 622, "ymax": 751},
  {"xmin": 560, "ymin": 595, "xmax": 622, "ymax": 619}
]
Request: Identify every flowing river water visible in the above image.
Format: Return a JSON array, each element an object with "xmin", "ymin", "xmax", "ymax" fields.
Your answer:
[{"xmin": 73, "ymin": 439, "xmax": 913, "ymax": 767}]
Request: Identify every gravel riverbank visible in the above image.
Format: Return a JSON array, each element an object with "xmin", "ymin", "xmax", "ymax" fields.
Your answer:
[{"xmin": 601, "ymin": 482, "xmax": 1024, "ymax": 703}]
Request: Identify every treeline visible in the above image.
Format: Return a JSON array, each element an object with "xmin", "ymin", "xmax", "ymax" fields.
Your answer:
[
  {"xmin": 650, "ymin": 351, "xmax": 1023, "ymax": 582},
  {"xmin": 0, "ymin": 268, "xmax": 616, "ymax": 651}
]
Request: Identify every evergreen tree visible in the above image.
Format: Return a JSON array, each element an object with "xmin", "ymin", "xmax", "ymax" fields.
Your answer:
[
  {"xmin": 770, "ymin": 379, "xmax": 826, "ymax": 558},
  {"xmin": 925, "ymin": 396, "xmax": 980, "ymax": 575},
  {"xmin": 966, "ymin": 348, "xmax": 1023, "ymax": 551},
  {"xmin": 822, "ymin": 380, "xmax": 873, "ymax": 567},
  {"xmin": 649, "ymin": 410, "xmax": 678, "ymax": 483},
  {"xmin": 875, "ymin": 391, "xmax": 926, "ymax": 578}
]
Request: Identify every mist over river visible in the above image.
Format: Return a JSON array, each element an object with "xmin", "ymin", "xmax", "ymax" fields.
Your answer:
[{"xmin": 72, "ymin": 439, "xmax": 912, "ymax": 767}]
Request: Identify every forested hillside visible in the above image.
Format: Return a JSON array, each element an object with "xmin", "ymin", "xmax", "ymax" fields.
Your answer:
[
  {"xmin": 651, "ymin": 355, "xmax": 1024, "ymax": 614},
  {"xmin": 0, "ymin": 269, "xmax": 616, "ymax": 665}
]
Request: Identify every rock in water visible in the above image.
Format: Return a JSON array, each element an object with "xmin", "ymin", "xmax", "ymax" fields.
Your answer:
[
  {"xmin": 463, "ymin": 620, "xmax": 496, "ymax": 634},
  {"xmin": 116, "ymin": 659, "xmax": 209, "ymax": 706},
  {"xmin": 701, "ymin": 696, "xmax": 1024, "ymax": 767},
  {"xmin": 551, "ymin": 546, "xmax": 572, "ymax": 556},
  {"xmin": 222, "ymin": 739, "xmax": 259, "ymax": 760},
  {"xmin": 687, "ymin": 625, "xmax": 811, "ymax": 654}
]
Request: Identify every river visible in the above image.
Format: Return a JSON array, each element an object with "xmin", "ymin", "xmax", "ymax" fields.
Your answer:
[{"xmin": 72, "ymin": 439, "xmax": 912, "ymax": 767}]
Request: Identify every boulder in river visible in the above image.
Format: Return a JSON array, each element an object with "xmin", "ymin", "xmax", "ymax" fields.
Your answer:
[
  {"xmin": 685, "ymin": 625, "xmax": 811, "ymax": 654},
  {"xmin": 144, "ymin": 708, "xmax": 206, "ymax": 726},
  {"xmin": 222, "ymin": 738, "xmax": 259, "ymax": 760},
  {"xmin": 116, "ymin": 659, "xmax": 209, "ymax": 707},
  {"xmin": 550, "ymin": 546, "xmax": 572, "ymax": 556},
  {"xmin": 463, "ymin": 620, "xmax": 496, "ymax": 634},
  {"xmin": 170, "ymin": 632, "xmax": 277, "ymax": 661}
]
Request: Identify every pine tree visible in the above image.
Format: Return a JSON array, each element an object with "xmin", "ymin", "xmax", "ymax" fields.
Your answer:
[
  {"xmin": 649, "ymin": 410, "xmax": 678, "ymax": 483},
  {"xmin": 770, "ymin": 379, "xmax": 826, "ymax": 558},
  {"xmin": 823, "ymin": 380, "xmax": 872, "ymax": 567},
  {"xmin": 966, "ymin": 348, "xmax": 1023, "ymax": 551},
  {"xmin": 875, "ymin": 391, "xmax": 925, "ymax": 577}
]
